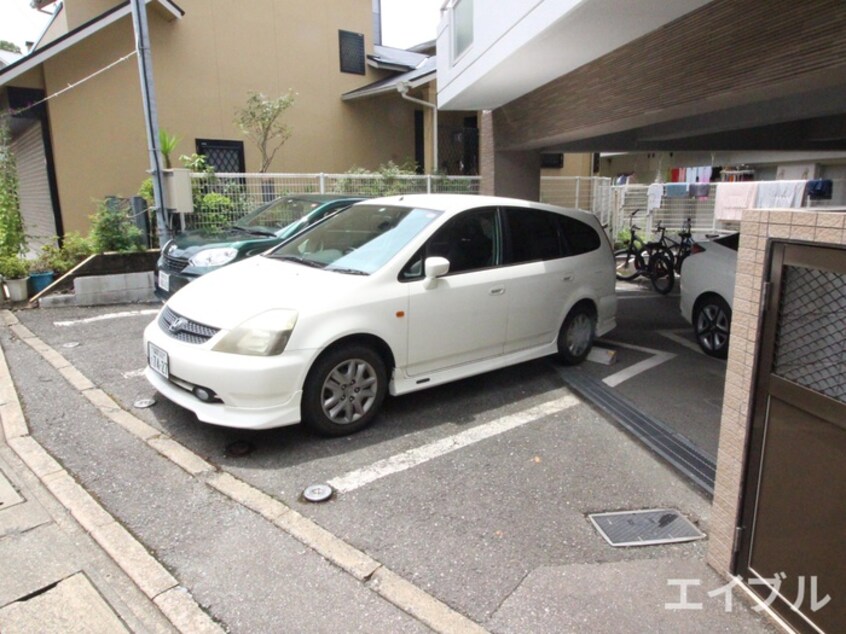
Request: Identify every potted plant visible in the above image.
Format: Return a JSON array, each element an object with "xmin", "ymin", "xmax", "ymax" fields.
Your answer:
[
  {"xmin": 28, "ymin": 249, "xmax": 55, "ymax": 295},
  {"xmin": 0, "ymin": 255, "xmax": 30, "ymax": 302}
]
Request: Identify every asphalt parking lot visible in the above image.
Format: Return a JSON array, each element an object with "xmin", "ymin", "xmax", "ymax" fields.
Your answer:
[{"xmin": 0, "ymin": 291, "xmax": 769, "ymax": 633}]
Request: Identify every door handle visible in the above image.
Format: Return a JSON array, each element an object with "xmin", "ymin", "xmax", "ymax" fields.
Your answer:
[
  {"xmin": 562, "ymin": 274, "xmax": 575, "ymax": 282},
  {"xmin": 489, "ymin": 286, "xmax": 505, "ymax": 296}
]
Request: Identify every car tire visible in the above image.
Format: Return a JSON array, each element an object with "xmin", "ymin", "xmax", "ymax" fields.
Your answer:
[
  {"xmin": 557, "ymin": 305, "xmax": 596, "ymax": 365},
  {"xmin": 694, "ymin": 295, "xmax": 732, "ymax": 359},
  {"xmin": 302, "ymin": 344, "xmax": 387, "ymax": 436}
]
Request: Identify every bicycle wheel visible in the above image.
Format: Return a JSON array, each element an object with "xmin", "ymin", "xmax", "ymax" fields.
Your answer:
[
  {"xmin": 649, "ymin": 252, "xmax": 675, "ymax": 294},
  {"xmin": 614, "ymin": 249, "xmax": 642, "ymax": 281}
]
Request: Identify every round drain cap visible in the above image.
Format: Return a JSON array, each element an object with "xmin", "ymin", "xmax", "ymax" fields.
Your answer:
[
  {"xmin": 133, "ymin": 398, "xmax": 156, "ymax": 408},
  {"xmin": 225, "ymin": 440, "xmax": 254, "ymax": 457},
  {"xmin": 303, "ymin": 484, "xmax": 333, "ymax": 503}
]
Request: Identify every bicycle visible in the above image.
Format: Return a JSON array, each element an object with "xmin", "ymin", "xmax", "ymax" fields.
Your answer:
[
  {"xmin": 614, "ymin": 210, "xmax": 675, "ymax": 294},
  {"xmin": 656, "ymin": 217, "xmax": 694, "ymax": 274}
]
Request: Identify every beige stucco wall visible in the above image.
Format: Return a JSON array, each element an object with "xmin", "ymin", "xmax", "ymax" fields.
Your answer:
[
  {"xmin": 707, "ymin": 208, "xmax": 846, "ymax": 574},
  {"xmin": 38, "ymin": 0, "xmax": 418, "ymax": 233}
]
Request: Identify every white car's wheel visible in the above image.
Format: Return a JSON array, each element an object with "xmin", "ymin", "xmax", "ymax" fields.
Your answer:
[
  {"xmin": 694, "ymin": 295, "xmax": 732, "ymax": 359},
  {"xmin": 557, "ymin": 305, "xmax": 595, "ymax": 365},
  {"xmin": 302, "ymin": 344, "xmax": 387, "ymax": 436}
]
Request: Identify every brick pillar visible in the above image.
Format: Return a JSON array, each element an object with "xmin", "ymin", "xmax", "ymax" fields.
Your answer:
[
  {"xmin": 479, "ymin": 110, "xmax": 495, "ymax": 196},
  {"xmin": 479, "ymin": 109, "xmax": 541, "ymax": 201}
]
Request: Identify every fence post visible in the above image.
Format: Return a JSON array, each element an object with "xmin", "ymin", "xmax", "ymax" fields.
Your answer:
[
  {"xmin": 575, "ymin": 178, "xmax": 581, "ymax": 209},
  {"xmin": 427, "ymin": 175, "xmax": 432, "ymax": 194},
  {"xmin": 319, "ymin": 173, "xmax": 326, "ymax": 194}
]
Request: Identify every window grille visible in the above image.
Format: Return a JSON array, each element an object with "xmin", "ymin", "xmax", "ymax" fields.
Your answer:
[{"xmin": 339, "ymin": 30, "xmax": 365, "ymax": 75}]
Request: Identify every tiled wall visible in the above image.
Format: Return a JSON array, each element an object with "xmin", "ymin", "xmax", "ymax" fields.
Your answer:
[{"xmin": 707, "ymin": 208, "xmax": 846, "ymax": 572}]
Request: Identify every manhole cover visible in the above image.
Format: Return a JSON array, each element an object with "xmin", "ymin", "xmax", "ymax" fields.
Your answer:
[
  {"xmin": 302, "ymin": 484, "xmax": 334, "ymax": 503},
  {"xmin": 133, "ymin": 398, "xmax": 156, "ymax": 409},
  {"xmin": 588, "ymin": 509, "xmax": 705, "ymax": 547}
]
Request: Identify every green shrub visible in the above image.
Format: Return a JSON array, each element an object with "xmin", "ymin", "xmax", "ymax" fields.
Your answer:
[
  {"xmin": 34, "ymin": 232, "xmax": 94, "ymax": 275},
  {"xmin": 0, "ymin": 255, "xmax": 29, "ymax": 279},
  {"xmin": 0, "ymin": 120, "xmax": 26, "ymax": 257},
  {"xmin": 89, "ymin": 200, "xmax": 144, "ymax": 253}
]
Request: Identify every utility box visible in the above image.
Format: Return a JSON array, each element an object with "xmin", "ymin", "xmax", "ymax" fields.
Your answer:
[{"xmin": 162, "ymin": 168, "xmax": 194, "ymax": 214}]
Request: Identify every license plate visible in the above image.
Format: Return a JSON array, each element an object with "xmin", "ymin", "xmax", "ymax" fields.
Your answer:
[
  {"xmin": 158, "ymin": 270, "xmax": 170, "ymax": 292},
  {"xmin": 148, "ymin": 342, "xmax": 169, "ymax": 379}
]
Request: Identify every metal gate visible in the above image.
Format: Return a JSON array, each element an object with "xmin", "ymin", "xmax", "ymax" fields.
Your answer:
[{"xmin": 736, "ymin": 242, "xmax": 846, "ymax": 633}]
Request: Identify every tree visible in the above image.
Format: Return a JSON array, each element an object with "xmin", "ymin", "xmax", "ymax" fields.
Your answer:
[
  {"xmin": 234, "ymin": 91, "xmax": 295, "ymax": 173},
  {"xmin": 0, "ymin": 41, "xmax": 22, "ymax": 55}
]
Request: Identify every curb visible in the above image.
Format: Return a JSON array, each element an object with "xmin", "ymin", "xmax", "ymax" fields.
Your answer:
[
  {"xmin": 0, "ymin": 310, "xmax": 222, "ymax": 634},
  {"xmin": 1, "ymin": 309, "xmax": 489, "ymax": 634}
]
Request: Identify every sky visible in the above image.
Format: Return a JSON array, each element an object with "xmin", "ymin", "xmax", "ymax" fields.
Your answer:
[{"xmin": 0, "ymin": 0, "xmax": 444, "ymax": 54}]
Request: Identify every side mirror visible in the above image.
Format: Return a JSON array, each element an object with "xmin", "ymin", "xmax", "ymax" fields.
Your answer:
[{"xmin": 423, "ymin": 256, "xmax": 450, "ymax": 288}]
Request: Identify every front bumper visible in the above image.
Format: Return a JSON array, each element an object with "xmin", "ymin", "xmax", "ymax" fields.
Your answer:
[
  {"xmin": 154, "ymin": 267, "xmax": 198, "ymax": 300},
  {"xmin": 143, "ymin": 319, "xmax": 315, "ymax": 430}
]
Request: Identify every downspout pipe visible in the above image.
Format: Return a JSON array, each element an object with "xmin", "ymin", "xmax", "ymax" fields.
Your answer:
[{"xmin": 397, "ymin": 81, "xmax": 438, "ymax": 174}]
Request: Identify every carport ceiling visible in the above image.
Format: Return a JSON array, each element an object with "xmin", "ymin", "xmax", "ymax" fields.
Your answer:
[{"xmin": 541, "ymin": 86, "xmax": 846, "ymax": 153}]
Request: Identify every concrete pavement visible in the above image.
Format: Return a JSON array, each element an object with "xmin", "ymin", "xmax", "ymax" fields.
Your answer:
[{"xmin": 0, "ymin": 305, "xmax": 782, "ymax": 633}]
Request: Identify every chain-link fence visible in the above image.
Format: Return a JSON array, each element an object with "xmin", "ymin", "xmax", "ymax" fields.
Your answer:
[{"xmin": 184, "ymin": 172, "xmax": 482, "ymax": 231}]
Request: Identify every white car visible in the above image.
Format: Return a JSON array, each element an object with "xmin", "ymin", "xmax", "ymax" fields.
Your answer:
[
  {"xmin": 144, "ymin": 194, "xmax": 617, "ymax": 435},
  {"xmin": 679, "ymin": 233, "xmax": 739, "ymax": 358}
]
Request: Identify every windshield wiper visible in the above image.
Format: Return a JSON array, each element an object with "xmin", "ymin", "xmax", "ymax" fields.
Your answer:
[
  {"xmin": 270, "ymin": 254, "xmax": 326, "ymax": 268},
  {"xmin": 326, "ymin": 267, "xmax": 369, "ymax": 276},
  {"xmin": 232, "ymin": 226, "xmax": 276, "ymax": 237}
]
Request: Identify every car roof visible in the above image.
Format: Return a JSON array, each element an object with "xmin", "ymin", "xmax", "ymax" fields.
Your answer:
[
  {"xmin": 361, "ymin": 193, "xmax": 587, "ymax": 218},
  {"xmin": 284, "ymin": 194, "xmax": 364, "ymax": 203}
]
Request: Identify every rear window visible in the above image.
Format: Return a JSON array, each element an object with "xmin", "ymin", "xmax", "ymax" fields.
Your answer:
[{"xmin": 557, "ymin": 215, "xmax": 601, "ymax": 255}]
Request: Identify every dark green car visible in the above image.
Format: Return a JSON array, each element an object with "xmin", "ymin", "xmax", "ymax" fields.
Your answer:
[{"xmin": 155, "ymin": 194, "xmax": 363, "ymax": 299}]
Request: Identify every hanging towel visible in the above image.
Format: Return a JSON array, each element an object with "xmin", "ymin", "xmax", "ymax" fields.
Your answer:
[
  {"xmin": 647, "ymin": 182, "xmax": 664, "ymax": 211},
  {"xmin": 806, "ymin": 179, "xmax": 833, "ymax": 200},
  {"xmin": 689, "ymin": 183, "xmax": 710, "ymax": 198},
  {"xmin": 755, "ymin": 180, "xmax": 807, "ymax": 208},
  {"xmin": 714, "ymin": 182, "xmax": 759, "ymax": 221},
  {"xmin": 665, "ymin": 183, "xmax": 689, "ymax": 198}
]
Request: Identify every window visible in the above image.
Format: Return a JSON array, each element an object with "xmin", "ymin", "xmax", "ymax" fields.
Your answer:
[
  {"xmin": 452, "ymin": 0, "xmax": 473, "ymax": 60},
  {"xmin": 503, "ymin": 208, "xmax": 601, "ymax": 264},
  {"xmin": 195, "ymin": 139, "xmax": 245, "ymax": 173},
  {"xmin": 557, "ymin": 215, "xmax": 601, "ymax": 255},
  {"xmin": 503, "ymin": 208, "xmax": 563, "ymax": 264},
  {"xmin": 541, "ymin": 153, "xmax": 564, "ymax": 169},
  {"xmin": 339, "ymin": 30, "xmax": 366, "ymax": 75},
  {"xmin": 424, "ymin": 208, "xmax": 498, "ymax": 275}
]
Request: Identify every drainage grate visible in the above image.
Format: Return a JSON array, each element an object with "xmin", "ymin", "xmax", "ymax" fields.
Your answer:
[
  {"xmin": 554, "ymin": 365, "xmax": 716, "ymax": 496},
  {"xmin": 589, "ymin": 509, "xmax": 705, "ymax": 547}
]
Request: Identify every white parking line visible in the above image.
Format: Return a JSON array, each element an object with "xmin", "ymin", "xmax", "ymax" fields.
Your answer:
[
  {"xmin": 598, "ymin": 339, "xmax": 676, "ymax": 387},
  {"xmin": 328, "ymin": 394, "xmax": 580, "ymax": 494},
  {"xmin": 54, "ymin": 309, "xmax": 159, "ymax": 327},
  {"xmin": 658, "ymin": 329, "xmax": 704, "ymax": 355}
]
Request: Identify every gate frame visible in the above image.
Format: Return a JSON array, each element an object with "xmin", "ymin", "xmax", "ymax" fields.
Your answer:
[{"xmin": 706, "ymin": 208, "xmax": 846, "ymax": 629}]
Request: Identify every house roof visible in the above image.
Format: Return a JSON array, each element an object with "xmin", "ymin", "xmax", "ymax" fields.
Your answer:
[
  {"xmin": 0, "ymin": 50, "xmax": 23, "ymax": 70},
  {"xmin": 367, "ymin": 45, "xmax": 429, "ymax": 72},
  {"xmin": 342, "ymin": 56, "xmax": 436, "ymax": 101},
  {"xmin": 0, "ymin": 0, "xmax": 183, "ymax": 87}
]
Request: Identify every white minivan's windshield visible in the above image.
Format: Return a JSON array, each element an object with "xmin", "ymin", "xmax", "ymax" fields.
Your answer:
[{"xmin": 266, "ymin": 204, "xmax": 442, "ymax": 274}]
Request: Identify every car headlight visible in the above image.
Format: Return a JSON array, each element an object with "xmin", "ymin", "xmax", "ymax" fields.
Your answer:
[
  {"xmin": 212, "ymin": 310, "xmax": 298, "ymax": 356},
  {"xmin": 189, "ymin": 247, "xmax": 238, "ymax": 268}
]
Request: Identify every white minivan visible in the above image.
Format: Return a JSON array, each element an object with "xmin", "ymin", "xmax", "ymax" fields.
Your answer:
[{"xmin": 144, "ymin": 194, "xmax": 617, "ymax": 435}]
